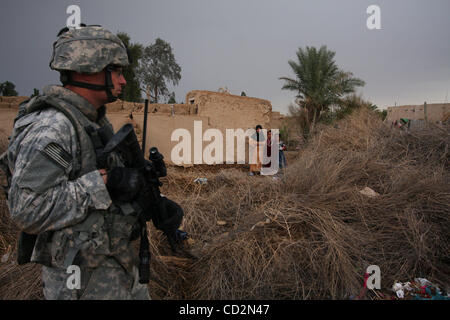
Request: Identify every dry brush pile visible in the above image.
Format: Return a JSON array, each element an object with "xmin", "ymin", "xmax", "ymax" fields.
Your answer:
[
  {"xmin": 0, "ymin": 108, "xmax": 449, "ymax": 299},
  {"xmin": 157, "ymin": 108, "xmax": 449, "ymax": 299}
]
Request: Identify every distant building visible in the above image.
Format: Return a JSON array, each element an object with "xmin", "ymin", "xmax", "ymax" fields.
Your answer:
[
  {"xmin": 185, "ymin": 90, "xmax": 272, "ymax": 130},
  {"xmin": 107, "ymin": 90, "xmax": 276, "ymax": 165},
  {"xmin": 1, "ymin": 90, "xmax": 284, "ymax": 165},
  {"xmin": 386, "ymin": 103, "xmax": 450, "ymax": 123}
]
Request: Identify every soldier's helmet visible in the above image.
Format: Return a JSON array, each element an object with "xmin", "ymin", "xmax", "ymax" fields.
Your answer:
[
  {"xmin": 50, "ymin": 25, "xmax": 129, "ymax": 74},
  {"xmin": 49, "ymin": 25, "xmax": 130, "ymax": 102}
]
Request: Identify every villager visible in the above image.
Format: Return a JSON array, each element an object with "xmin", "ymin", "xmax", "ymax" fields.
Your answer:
[
  {"xmin": 279, "ymin": 140, "xmax": 287, "ymax": 169},
  {"xmin": 262, "ymin": 130, "xmax": 272, "ymax": 169},
  {"xmin": 249, "ymin": 124, "xmax": 264, "ymax": 175}
]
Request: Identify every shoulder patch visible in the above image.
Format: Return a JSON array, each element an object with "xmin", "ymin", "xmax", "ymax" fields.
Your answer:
[{"xmin": 41, "ymin": 143, "xmax": 72, "ymax": 170}]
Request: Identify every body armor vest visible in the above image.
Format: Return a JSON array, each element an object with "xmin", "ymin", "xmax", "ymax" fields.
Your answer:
[{"xmin": 10, "ymin": 93, "xmax": 140, "ymax": 273}]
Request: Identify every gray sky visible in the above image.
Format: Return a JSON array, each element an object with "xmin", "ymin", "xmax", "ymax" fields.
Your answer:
[{"xmin": 1, "ymin": 0, "xmax": 449, "ymax": 114}]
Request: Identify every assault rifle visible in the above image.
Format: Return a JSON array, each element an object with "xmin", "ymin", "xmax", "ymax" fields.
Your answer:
[{"xmin": 102, "ymin": 123, "xmax": 185, "ymax": 283}]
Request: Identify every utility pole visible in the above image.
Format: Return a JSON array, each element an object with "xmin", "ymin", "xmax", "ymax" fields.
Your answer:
[{"xmin": 424, "ymin": 101, "xmax": 428, "ymax": 123}]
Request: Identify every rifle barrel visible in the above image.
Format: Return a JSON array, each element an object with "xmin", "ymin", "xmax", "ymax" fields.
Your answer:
[{"xmin": 142, "ymin": 99, "xmax": 149, "ymax": 155}]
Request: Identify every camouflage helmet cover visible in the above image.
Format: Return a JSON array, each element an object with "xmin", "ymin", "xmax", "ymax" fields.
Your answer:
[{"xmin": 50, "ymin": 26, "xmax": 129, "ymax": 74}]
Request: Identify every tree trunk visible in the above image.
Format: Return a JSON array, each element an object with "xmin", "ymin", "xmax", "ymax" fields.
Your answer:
[
  {"xmin": 146, "ymin": 85, "xmax": 151, "ymax": 101},
  {"xmin": 154, "ymin": 86, "xmax": 158, "ymax": 103}
]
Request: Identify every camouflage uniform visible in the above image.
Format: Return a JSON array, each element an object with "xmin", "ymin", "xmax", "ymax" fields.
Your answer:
[{"xmin": 6, "ymin": 26, "xmax": 149, "ymax": 300}]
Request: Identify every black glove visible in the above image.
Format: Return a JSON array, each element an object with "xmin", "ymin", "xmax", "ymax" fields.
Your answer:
[
  {"xmin": 106, "ymin": 167, "xmax": 144, "ymax": 202},
  {"xmin": 152, "ymin": 197, "xmax": 184, "ymax": 234},
  {"xmin": 150, "ymin": 197, "xmax": 183, "ymax": 252}
]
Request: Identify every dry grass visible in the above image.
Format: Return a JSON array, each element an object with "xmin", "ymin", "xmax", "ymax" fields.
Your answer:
[
  {"xmin": 160, "ymin": 108, "xmax": 450, "ymax": 299},
  {"xmin": 0, "ymin": 108, "xmax": 449, "ymax": 299},
  {"xmin": 0, "ymin": 129, "xmax": 16, "ymax": 257},
  {"xmin": 1, "ymin": 129, "xmax": 44, "ymax": 299}
]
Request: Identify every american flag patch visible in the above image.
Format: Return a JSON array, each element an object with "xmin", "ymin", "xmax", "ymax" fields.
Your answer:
[{"xmin": 41, "ymin": 143, "xmax": 72, "ymax": 170}]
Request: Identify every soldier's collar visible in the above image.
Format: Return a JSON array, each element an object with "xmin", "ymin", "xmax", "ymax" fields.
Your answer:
[
  {"xmin": 43, "ymin": 85, "xmax": 100, "ymax": 122},
  {"xmin": 97, "ymin": 105, "xmax": 106, "ymax": 122}
]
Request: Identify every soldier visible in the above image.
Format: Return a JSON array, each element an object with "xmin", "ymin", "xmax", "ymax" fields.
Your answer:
[{"xmin": 5, "ymin": 25, "xmax": 150, "ymax": 299}]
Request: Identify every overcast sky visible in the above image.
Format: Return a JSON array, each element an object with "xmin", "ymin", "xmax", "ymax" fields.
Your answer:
[{"xmin": 1, "ymin": 0, "xmax": 449, "ymax": 114}]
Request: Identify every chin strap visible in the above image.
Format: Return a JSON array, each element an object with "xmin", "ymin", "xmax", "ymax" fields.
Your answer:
[{"xmin": 61, "ymin": 65, "xmax": 118, "ymax": 103}]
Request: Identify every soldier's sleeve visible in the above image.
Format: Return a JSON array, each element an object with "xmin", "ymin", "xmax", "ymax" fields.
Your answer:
[{"xmin": 7, "ymin": 121, "xmax": 112, "ymax": 234}]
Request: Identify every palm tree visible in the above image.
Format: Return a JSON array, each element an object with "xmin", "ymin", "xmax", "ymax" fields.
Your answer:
[{"xmin": 280, "ymin": 46, "xmax": 365, "ymax": 133}]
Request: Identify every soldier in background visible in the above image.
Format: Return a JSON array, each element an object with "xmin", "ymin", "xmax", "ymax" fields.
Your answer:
[{"xmin": 5, "ymin": 25, "xmax": 150, "ymax": 299}]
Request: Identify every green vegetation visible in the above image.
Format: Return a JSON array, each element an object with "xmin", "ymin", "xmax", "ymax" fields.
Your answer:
[
  {"xmin": 137, "ymin": 38, "xmax": 181, "ymax": 103},
  {"xmin": 168, "ymin": 92, "xmax": 177, "ymax": 104},
  {"xmin": 30, "ymin": 88, "xmax": 39, "ymax": 98},
  {"xmin": 280, "ymin": 46, "xmax": 365, "ymax": 137},
  {"xmin": 117, "ymin": 32, "xmax": 144, "ymax": 102},
  {"xmin": 0, "ymin": 81, "xmax": 18, "ymax": 96}
]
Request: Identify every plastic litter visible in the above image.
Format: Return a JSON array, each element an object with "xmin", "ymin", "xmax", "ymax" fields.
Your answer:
[
  {"xmin": 415, "ymin": 278, "xmax": 432, "ymax": 287},
  {"xmin": 388, "ymin": 278, "xmax": 450, "ymax": 300},
  {"xmin": 250, "ymin": 218, "xmax": 271, "ymax": 231},
  {"xmin": 403, "ymin": 282, "xmax": 414, "ymax": 291},
  {"xmin": 194, "ymin": 177, "xmax": 208, "ymax": 184},
  {"xmin": 1, "ymin": 252, "xmax": 10, "ymax": 263},
  {"xmin": 359, "ymin": 187, "xmax": 380, "ymax": 198},
  {"xmin": 1, "ymin": 245, "xmax": 11, "ymax": 263},
  {"xmin": 393, "ymin": 283, "xmax": 404, "ymax": 298}
]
